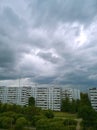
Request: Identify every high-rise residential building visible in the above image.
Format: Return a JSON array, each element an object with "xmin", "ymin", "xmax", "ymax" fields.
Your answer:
[
  {"xmin": 88, "ymin": 88, "xmax": 97, "ymax": 111},
  {"xmin": 0, "ymin": 86, "xmax": 80, "ymax": 111},
  {"xmin": 0, "ymin": 86, "xmax": 6, "ymax": 103},
  {"xmin": 0, "ymin": 86, "xmax": 33, "ymax": 106},
  {"xmin": 62, "ymin": 88, "xmax": 80, "ymax": 101},
  {"xmin": 36, "ymin": 87, "xmax": 61, "ymax": 111},
  {"xmin": 7, "ymin": 87, "xmax": 20, "ymax": 104}
]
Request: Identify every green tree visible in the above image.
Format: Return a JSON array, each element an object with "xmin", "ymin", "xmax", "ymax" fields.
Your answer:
[
  {"xmin": 80, "ymin": 93, "xmax": 91, "ymax": 106},
  {"xmin": 70, "ymin": 99, "xmax": 77, "ymax": 113},
  {"xmin": 12, "ymin": 104, "xmax": 22, "ymax": 113},
  {"xmin": 77, "ymin": 93, "xmax": 97, "ymax": 130},
  {"xmin": 28, "ymin": 97, "xmax": 35, "ymax": 106},
  {"xmin": 61, "ymin": 97, "xmax": 71, "ymax": 112},
  {"xmin": 15, "ymin": 117, "xmax": 27, "ymax": 130},
  {"xmin": 23, "ymin": 106, "xmax": 41, "ymax": 121},
  {"xmin": 78, "ymin": 105, "xmax": 97, "ymax": 121},
  {"xmin": 78, "ymin": 105, "xmax": 97, "ymax": 129},
  {"xmin": 0, "ymin": 116, "xmax": 14, "ymax": 129}
]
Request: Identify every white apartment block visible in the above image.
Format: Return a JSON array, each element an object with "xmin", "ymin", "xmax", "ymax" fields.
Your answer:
[
  {"xmin": 36, "ymin": 87, "xmax": 61, "ymax": 111},
  {"xmin": 0, "ymin": 86, "xmax": 80, "ymax": 111},
  {"xmin": 62, "ymin": 88, "xmax": 80, "ymax": 101},
  {"xmin": 0, "ymin": 86, "xmax": 6, "ymax": 103},
  {"xmin": 88, "ymin": 88, "xmax": 97, "ymax": 111},
  {"xmin": 0, "ymin": 86, "xmax": 33, "ymax": 106}
]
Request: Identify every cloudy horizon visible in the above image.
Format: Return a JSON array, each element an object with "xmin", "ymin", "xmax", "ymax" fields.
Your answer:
[{"xmin": 0, "ymin": 0, "xmax": 97, "ymax": 90}]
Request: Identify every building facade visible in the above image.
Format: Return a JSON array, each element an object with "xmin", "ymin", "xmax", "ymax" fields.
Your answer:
[
  {"xmin": 36, "ymin": 87, "xmax": 61, "ymax": 111},
  {"xmin": 0, "ymin": 86, "xmax": 33, "ymax": 105},
  {"xmin": 62, "ymin": 88, "xmax": 80, "ymax": 101},
  {"xmin": 88, "ymin": 88, "xmax": 97, "ymax": 111},
  {"xmin": 0, "ymin": 86, "xmax": 80, "ymax": 111}
]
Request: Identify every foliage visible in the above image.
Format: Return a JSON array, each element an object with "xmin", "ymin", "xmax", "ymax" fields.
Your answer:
[
  {"xmin": 0, "ymin": 116, "xmax": 14, "ymax": 129},
  {"xmin": 0, "ymin": 102, "xmax": 42, "ymax": 129},
  {"xmin": 81, "ymin": 120, "xmax": 97, "ymax": 130},
  {"xmin": 61, "ymin": 92, "xmax": 92, "ymax": 114},
  {"xmin": 28, "ymin": 97, "xmax": 35, "ymax": 106},
  {"xmin": 15, "ymin": 117, "xmax": 27, "ymax": 130},
  {"xmin": 80, "ymin": 93, "xmax": 91, "ymax": 106},
  {"xmin": 36, "ymin": 118, "xmax": 76, "ymax": 130},
  {"xmin": 78, "ymin": 104, "xmax": 97, "ymax": 129},
  {"xmin": 44, "ymin": 109, "xmax": 54, "ymax": 118},
  {"xmin": 36, "ymin": 119, "xmax": 63, "ymax": 130},
  {"xmin": 31, "ymin": 115, "xmax": 46, "ymax": 126},
  {"xmin": 77, "ymin": 93, "xmax": 97, "ymax": 129},
  {"xmin": 61, "ymin": 97, "xmax": 79, "ymax": 113},
  {"xmin": 78, "ymin": 105, "xmax": 97, "ymax": 121},
  {"xmin": 0, "ymin": 101, "xmax": 78, "ymax": 130},
  {"xmin": 61, "ymin": 97, "xmax": 71, "ymax": 112}
]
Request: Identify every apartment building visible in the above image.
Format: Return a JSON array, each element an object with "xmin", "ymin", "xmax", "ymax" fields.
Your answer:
[
  {"xmin": 36, "ymin": 87, "xmax": 61, "ymax": 111},
  {"xmin": 0, "ymin": 86, "xmax": 6, "ymax": 103},
  {"xmin": 7, "ymin": 87, "xmax": 20, "ymax": 104},
  {"xmin": 88, "ymin": 88, "xmax": 97, "ymax": 111},
  {"xmin": 0, "ymin": 86, "xmax": 80, "ymax": 111},
  {"xmin": 20, "ymin": 86, "xmax": 32, "ymax": 105},
  {"xmin": 0, "ymin": 86, "xmax": 33, "ymax": 106},
  {"xmin": 62, "ymin": 88, "xmax": 80, "ymax": 101}
]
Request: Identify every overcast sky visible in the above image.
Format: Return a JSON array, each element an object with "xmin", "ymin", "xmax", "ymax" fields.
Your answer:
[{"xmin": 0, "ymin": 0, "xmax": 97, "ymax": 90}]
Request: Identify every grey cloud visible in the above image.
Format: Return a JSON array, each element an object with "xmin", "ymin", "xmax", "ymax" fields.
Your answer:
[
  {"xmin": 33, "ymin": 75, "xmax": 57, "ymax": 84},
  {"xmin": 0, "ymin": 0, "xmax": 97, "ymax": 91},
  {"xmin": 28, "ymin": 0, "xmax": 97, "ymax": 27},
  {"xmin": 2, "ymin": 7, "xmax": 21, "ymax": 27},
  {"xmin": 37, "ymin": 51, "xmax": 60, "ymax": 64},
  {"xmin": 0, "ymin": 6, "xmax": 28, "ymax": 80},
  {"xmin": 0, "ymin": 6, "xmax": 23, "ymax": 37}
]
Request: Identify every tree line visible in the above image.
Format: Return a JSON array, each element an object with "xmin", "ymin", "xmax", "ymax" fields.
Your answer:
[{"xmin": 0, "ymin": 97, "xmax": 41, "ymax": 130}]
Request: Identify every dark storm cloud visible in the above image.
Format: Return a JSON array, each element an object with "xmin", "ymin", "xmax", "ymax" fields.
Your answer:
[
  {"xmin": 0, "ymin": 0, "xmax": 97, "ymax": 90},
  {"xmin": 0, "ymin": 44, "xmax": 14, "ymax": 68},
  {"xmin": 0, "ymin": 5, "xmax": 28, "ymax": 79}
]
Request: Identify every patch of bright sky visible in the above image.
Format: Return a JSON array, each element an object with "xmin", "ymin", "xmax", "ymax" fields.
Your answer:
[{"xmin": 75, "ymin": 26, "xmax": 87, "ymax": 48}]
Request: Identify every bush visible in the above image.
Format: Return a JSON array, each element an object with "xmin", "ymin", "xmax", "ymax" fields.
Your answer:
[
  {"xmin": 44, "ymin": 110, "xmax": 54, "ymax": 118},
  {"xmin": 32, "ymin": 115, "xmax": 46, "ymax": 126}
]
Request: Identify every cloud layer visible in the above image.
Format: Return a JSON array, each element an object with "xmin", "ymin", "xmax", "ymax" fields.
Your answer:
[{"xmin": 0, "ymin": 0, "xmax": 97, "ymax": 90}]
